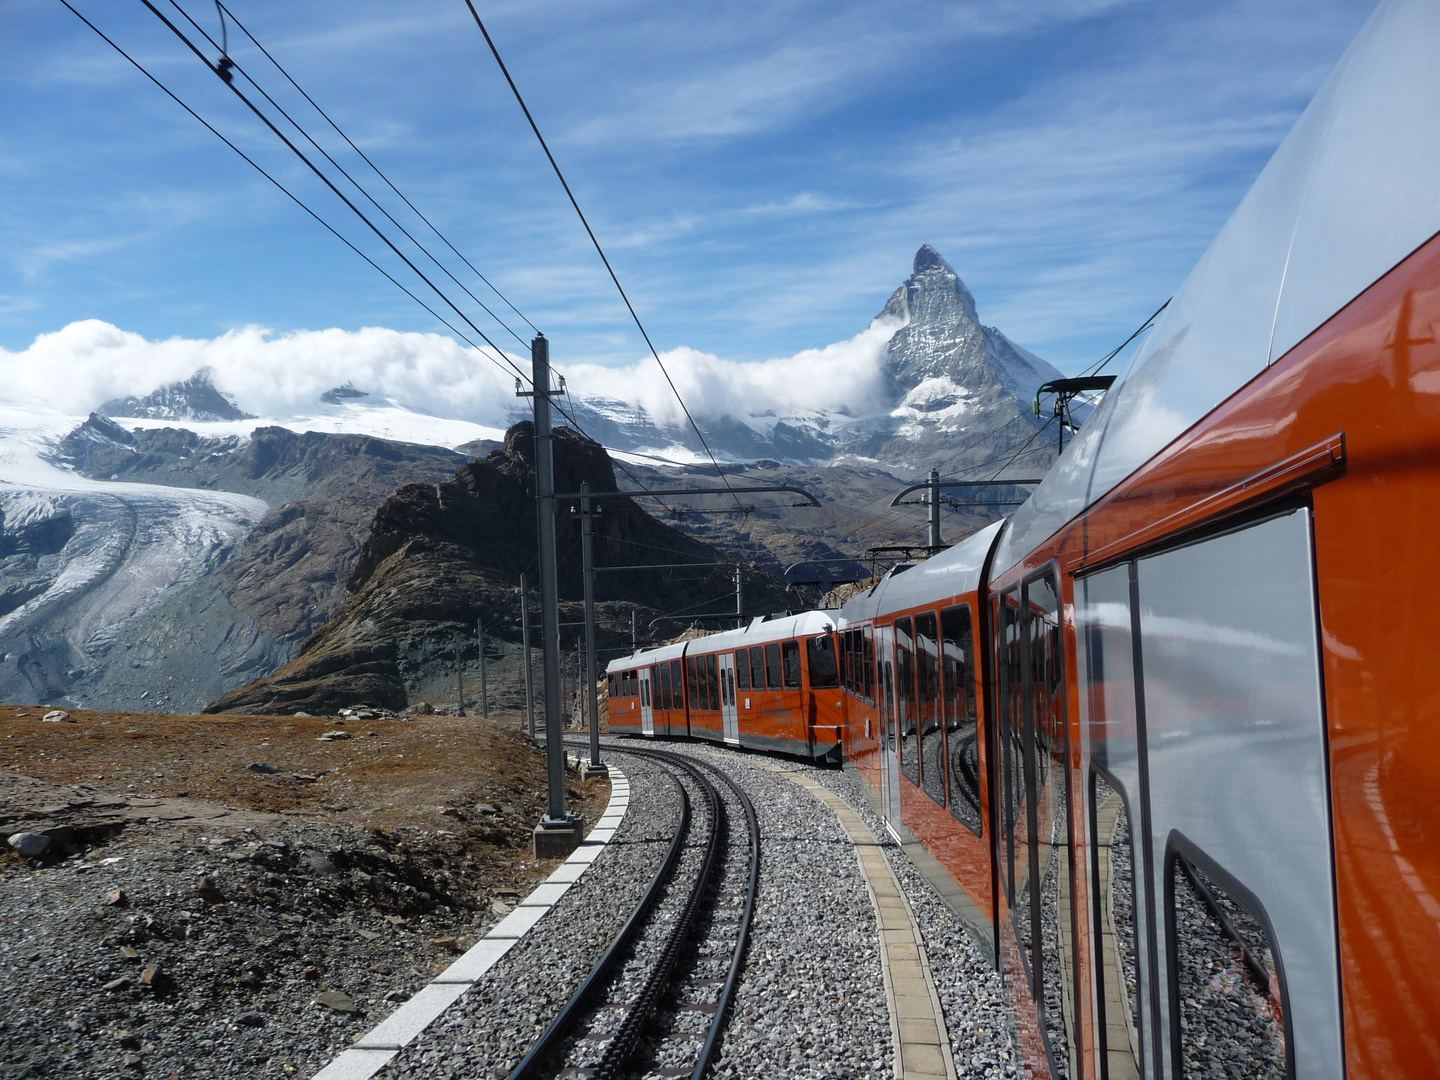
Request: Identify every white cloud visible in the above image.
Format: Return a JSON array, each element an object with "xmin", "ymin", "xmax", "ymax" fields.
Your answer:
[
  {"xmin": 0, "ymin": 314, "xmax": 905, "ymax": 432},
  {"xmin": 560, "ymin": 314, "xmax": 902, "ymax": 427}
]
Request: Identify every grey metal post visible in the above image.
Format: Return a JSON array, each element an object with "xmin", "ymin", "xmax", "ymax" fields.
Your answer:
[
  {"xmin": 631, "ymin": 609, "xmax": 636, "ymax": 651},
  {"xmin": 927, "ymin": 468, "xmax": 942, "ymax": 550},
  {"xmin": 477, "ymin": 616, "xmax": 489, "ymax": 719},
  {"xmin": 734, "ymin": 562, "xmax": 743, "ymax": 622},
  {"xmin": 580, "ymin": 482, "xmax": 604, "ymax": 772},
  {"xmin": 530, "ymin": 333, "xmax": 567, "ymax": 826},
  {"xmin": 520, "ymin": 573, "xmax": 535, "ymax": 737},
  {"xmin": 454, "ymin": 638, "xmax": 466, "ymax": 717}
]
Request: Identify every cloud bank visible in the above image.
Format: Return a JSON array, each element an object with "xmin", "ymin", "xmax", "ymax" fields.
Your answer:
[{"xmin": 0, "ymin": 316, "xmax": 903, "ymax": 431}]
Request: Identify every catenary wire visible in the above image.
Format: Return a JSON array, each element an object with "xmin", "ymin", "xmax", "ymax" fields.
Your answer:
[
  {"xmin": 462, "ymin": 2, "xmax": 746, "ymax": 514},
  {"xmin": 216, "ymin": 1, "xmax": 538, "ymax": 335},
  {"xmin": 167, "ymin": 0, "xmax": 535, "ymax": 350},
  {"xmin": 128, "ymin": 1, "xmax": 687, "ymax": 518},
  {"xmin": 58, "ymin": 0, "xmax": 530, "ymax": 389},
  {"xmin": 139, "ymin": 0, "xmax": 532, "ymax": 381}
]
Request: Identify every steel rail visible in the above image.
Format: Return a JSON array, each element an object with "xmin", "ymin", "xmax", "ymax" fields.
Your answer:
[
  {"xmin": 603, "ymin": 745, "xmax": 761, "ymax": 1080},
  {"xmin": 505, "ymin": 764, "xmax": 693, "ymax": 1080}
]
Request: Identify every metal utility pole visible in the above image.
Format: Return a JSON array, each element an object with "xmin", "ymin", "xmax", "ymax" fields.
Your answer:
[
  {"xmin": 518, "ymin": 332, "xmax": 581, "ymax": 856},
  {"xmin": 734, "ymin": 562, "xmax": 744, "ymax": 623},
  {"xmin": 453, "ymin": 637, "xmax": 466, "ymax": 717},
  {"xmin": 927, "ymin": 468, "xmax": 942, "ymax": 551},
  {"xmin": 578, "ymin": 482, "xmax": 607, "ymax": 778},
  {"xmin": 520, "ymin": 573, "xmax": 535, "ymax": 737},
  {"xmin": 631, "ymin": 609, "xmax": 637, "ymax": 652},
  {"xmin": 476, "ymin": 616, "xmax": 489, "ymax": 720}
]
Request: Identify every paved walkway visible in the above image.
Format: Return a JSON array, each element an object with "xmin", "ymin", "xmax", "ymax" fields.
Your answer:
[{"xmin": 775, "ymin": 769, "xmax": 959, "ymax": 1080}]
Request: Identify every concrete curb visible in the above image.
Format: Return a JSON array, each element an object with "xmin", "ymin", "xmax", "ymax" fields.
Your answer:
[{"xmin": 310, "ymin": 768, "xmax": 630, "ymax": 1080}]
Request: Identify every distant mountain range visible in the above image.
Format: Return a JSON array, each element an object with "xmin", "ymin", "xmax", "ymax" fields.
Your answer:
[
  {"xmin": 87, "ymin": 246, "xmax": 1062, "ymax": 475},
  {"xmin": 563, "ymin": 245, "xmax": 1064, "ymax": 471},
  {"xmin": 0, "ymin": 245, "xmax": 1063, "ymax": 712}
]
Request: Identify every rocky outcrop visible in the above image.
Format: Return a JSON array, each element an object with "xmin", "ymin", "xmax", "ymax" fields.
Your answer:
[{"xmin": 207, "ymin": 424, "xmax": 791, "ymax": 715}]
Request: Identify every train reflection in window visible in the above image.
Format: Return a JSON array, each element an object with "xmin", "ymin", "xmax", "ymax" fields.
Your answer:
[
  {"xmin": 782, "ymin": 639, "xmax": 802, "ymax": 689},
  {"xmin": 1170, "ymin": 846, "xmax": 1288, "ymax": 1080},
  {"xmin": 895, "ymin": 616, "xmax": 919, "ymax": 786},
  {"xmin": 1092, "ymin": 772, "xmax": 1142, "ymax": 1080},
  {"xmin": 941, "ymin": 604, "xmax": 981, "ymax": 836},
  {"xmin": 807, "ymin": 634, "xmax": 839, "ymax": 689},
  {"xmin": 916, "ymin": 611, "xmax": 945, "ymax": 806}
]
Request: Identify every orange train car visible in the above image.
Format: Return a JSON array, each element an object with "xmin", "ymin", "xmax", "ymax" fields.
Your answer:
[
  {"xmin": 605, "ymin": 611, "xmax": 845, "ymax": 762},
  {"xmin": 606, "ymin": 2, "xmax": 1440, "ymax": 1074}
]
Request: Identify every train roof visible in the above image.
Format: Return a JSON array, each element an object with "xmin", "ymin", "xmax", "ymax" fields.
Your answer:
[
  {"xmin": 993, "ymin": 0, "xmax": 1440, "ymax": 578},
  {"xmin": 689, "ymin": 610, "xmax": 839, "ymax": 654},
  {"xmin": 605, "ymin": 610, "xmax": 840, "ymax": 674},
  {"xmin": 839, "ymin": 519, "xmax": 1006, "ymax": 625}
]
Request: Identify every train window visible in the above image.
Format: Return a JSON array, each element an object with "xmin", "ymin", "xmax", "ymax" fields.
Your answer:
[
  {"xmin": 658, "ymin": 662, "xmax": 671, "ymax": 711},
  {"xmin": 940, "ymin": 604, "xmax": 980, "ymax": 836},
  {"xmin": 997, "ymin": 591, "xmax": 1022, "ymax": 914},
  {"xmin": 687, "ymin": 657, "xmax": 699, "ymax": 710},
  {"xmin": 806, "ymin": 635, "xmax": 838, "ymax": 689},
  {"xmin": 765, "ymin": 643, "xmax": 782, "ymax": 690},
  {"xmin": 916, "ymin": 611, "xmax": 945, "ymax": 807},
  {"xmin": 1168, "ymin": 841, "xmax": 1288, "ymax": 1080},
  {"xmin": 607, "ymin": 673, "xmax": 615, "ymax": 698},
  {"xmin": 894, "ymin": 617, "xmax": 919, "ymax": 786},
  {"xmin": 1026, "ymin": 572, "xmax": 1075, "ymax": 1079},
  {"xmin": 747, "ymin": 647, "xmax": 763, "ymax": 692},
  {"xmin": 839, "ymin": 630, "xmax": 851, "ymax": 691},
  {"xmin": 736, "ymin": 651, "xmax": 750, "ymax": 691},
  {"xmin": 706, "ymin": 653, "xmax": 720, "ymax": 712},
  {"xmin": 671, "ymin": 660, "xmax": 683, "ymax": 710},
  {"xmin": 863, "ymin": 630, "xmax": 875, "ymax": 703},
  {"xmin": 782, "ymin": 640, "xmax": 802, "ymax": 689},
  {"xmin": 641, "ymin": 675, "xmax": 650, "ymax": 708},
  {"xmin": 1092, "ymin": 771, "xmax": 1144, "ymax": 1080}
]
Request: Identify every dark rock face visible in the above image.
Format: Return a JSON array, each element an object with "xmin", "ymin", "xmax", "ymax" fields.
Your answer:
[
  {"xmin": 100, "ymin": 368, "xmax": 255, "ymax": 422},
  {"xmin": 207, "ymin": 424, "xmax": 790, "ymax": 715}
]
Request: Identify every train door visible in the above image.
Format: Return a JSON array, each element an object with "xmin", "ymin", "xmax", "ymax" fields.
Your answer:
[
  {"xmin": 876, "ymin": 623, "xmax": 901, "ymax": 827},
  {"xmin": 639, "ymin": 666, "xmax": 654, "ymax": 736},
  {"xmin": 1077, "ymin": 508, "xmax": 1341, "ymax": 1080},
  {"xmin": 719, "ymin": 651, "xmax": 740, "ymax": 745}
]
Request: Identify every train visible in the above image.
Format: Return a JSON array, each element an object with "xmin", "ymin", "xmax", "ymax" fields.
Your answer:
[{"xmin": 609, "ymin": 2, "xmax": 1440, "ymax": 1077}]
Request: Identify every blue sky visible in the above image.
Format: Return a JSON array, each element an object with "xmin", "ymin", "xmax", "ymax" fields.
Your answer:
[{"xmin": 1, "ymin": 0, "xmax": 1377, "ymax": 378}]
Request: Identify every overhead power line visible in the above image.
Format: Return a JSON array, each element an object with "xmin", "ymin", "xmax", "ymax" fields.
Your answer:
[
  {"xmin": 462, "ymin": 2, "xmax": 746, "ymax": 515},
  {"xmin": 212, "ymin": 0, "xmax": 539, "ymax": 340}
]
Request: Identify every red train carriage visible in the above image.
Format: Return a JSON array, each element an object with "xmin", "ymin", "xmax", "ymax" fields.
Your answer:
[
  {"xmin": 836, "ymin": 522, "xmax": 1004, "ymax": 956},
  {"xmin": 610, "ymin": 3, "xmax": 1440, "ymax": 1075},
  {"xmin": 604, "ymin": 611, "xmax": 845, "ymax": 762}
]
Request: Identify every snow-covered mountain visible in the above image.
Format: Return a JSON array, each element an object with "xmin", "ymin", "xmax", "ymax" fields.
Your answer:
[
  {"xmin": 562, "ymin": 244, "xmax": 1063, "ymax": 472},
  {"xmin": 100, "ymin": 368, "xmax": 255, "ymax": 423}
]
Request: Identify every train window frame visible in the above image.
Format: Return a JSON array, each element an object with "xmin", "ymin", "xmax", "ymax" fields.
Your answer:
[
  {"xmin": 705, "ymin": 653, "xmax": 720, "ymax": 712},
  {"xmin": 670, "ymin": 660, "xmax": 683, "ymax": 711},
  {"xmin": 915, "ymin": 610, "xmax": 945, "ymax": 808},
  {"xmin": 748, "ymin": 647, "xmax": 764, "ymax": 692},
  {"xmin": 1022, "ymin": 565, "xmax": 1078, "ymax": 1080},
  {"xmin": 687, "ymin": 657, "xmax": 699, "ymax": 710},
  {"xmin": 1164, "ymin": 831, "xmax": 1295, "ymax": 1080},
  {"xmin": 940, "ymin": 603, "xmax": 981, "ymax": 836},
  {"xmin": 863, "ymin": 629, "xmax": 876, "ymax": 703},
  {"xmin": 894, "ymin": 616, "xmax": 919, "ymax": 787},
  {"xmin": 659, "ymin": 661, "xmax": 672, "ymax": 711},
  {"xmin": 736, "ymin": 650, "xmax": 751, "ymax": 692},
  {"xmin": 1089, "ymin": 766, "xmax": 1146, "ymax": 1080}
]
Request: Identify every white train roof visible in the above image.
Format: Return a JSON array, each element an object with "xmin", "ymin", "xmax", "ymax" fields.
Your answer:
[
  {"xmin": 606, "ymin": 610, "xmax": 839, "ymax": 673},
  {"xmin": 993, "ymin": 0, "xmax": 1440, "ymax": 577},
  {"xmin": 840, "ymin": 519, "xmax": 1006, "ymax": 625}
]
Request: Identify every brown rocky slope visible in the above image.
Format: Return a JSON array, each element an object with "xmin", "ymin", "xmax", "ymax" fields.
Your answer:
[{"xmin": 205, "ymin": 424, "xmax": 791, "ymax": 715}]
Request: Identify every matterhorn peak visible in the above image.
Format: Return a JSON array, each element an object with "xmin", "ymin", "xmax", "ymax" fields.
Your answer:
[{"xmin": 881, "ymin": 245, "xmax": 980, "ymax": 327}]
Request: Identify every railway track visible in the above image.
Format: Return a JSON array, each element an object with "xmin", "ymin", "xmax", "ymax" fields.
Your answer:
[{"xmin": 509, "ymin": 745, "xmax": 759, "ymax": 1080}]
